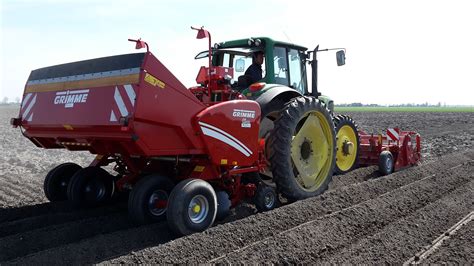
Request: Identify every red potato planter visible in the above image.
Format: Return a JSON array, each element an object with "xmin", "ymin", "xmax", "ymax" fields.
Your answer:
[{"xmin": 11, "ymin": 27, "xmax": 420, "ymax": 236}]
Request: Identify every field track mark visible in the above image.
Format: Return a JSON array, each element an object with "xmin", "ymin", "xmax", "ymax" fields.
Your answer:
[
  {"xmin": 0, "ymin": 204, "xmax": 125, "ymax": 238},
  {"xmin": 317, "ymin": 179, "xmax": 473, "ymax": 264},
  {"xmin": 0, "ymin": 212, "xmax": 133, "ymax": 262},
  {"xmin": 404, "ymin": 211, "xmax": 474, "ymax": 265},
  {"xmin": 208, "ymin": 161, "xmax": 471, "ymax": 263}
]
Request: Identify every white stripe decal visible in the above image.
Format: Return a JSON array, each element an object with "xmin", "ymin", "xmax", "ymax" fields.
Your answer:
[
  {"xmin": 124, "ymin": 84, "xmax": 136, "ymax": 107},
  {"xmin": 199, "ymin": 121, "xmax": 253, "ymax": 155},
  {"xmin": 387, "ymin": 128, "xmax": 400, "ymax": 141},
  {"xmin": 201, "ymin": 127, "xmax": 251, "ymax": 157},
  {"xmin": 114, "ymin": 86, "xmax": 128, "ymax": 116},
  {"xmin": 23, "ymin": 94, "xmax": 37, "ymax": 119},
  {"xmin": 69, "ymin": 89, "xmax": 89, "ymax": 94},
  {"xmin": 27, "ymin": 113, "xmax": 34, "ymax": 122},
  {"xmin": 110, "ymin": 110, "xmax": 117, "ymax": 122},
  {"xmin": 21, "ymin": 93, "xmax": 32, "ymax": 109}
]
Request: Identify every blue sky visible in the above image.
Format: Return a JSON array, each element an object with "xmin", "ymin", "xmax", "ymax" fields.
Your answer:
[{"xmin": 1, "ymin": 0, "xmax": 473, "ymax": 105}]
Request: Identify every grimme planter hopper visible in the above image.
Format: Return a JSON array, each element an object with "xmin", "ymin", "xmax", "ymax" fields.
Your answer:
[{"xmin": 11, "ymin": 27, "xmax": 420, "ymax": 235}]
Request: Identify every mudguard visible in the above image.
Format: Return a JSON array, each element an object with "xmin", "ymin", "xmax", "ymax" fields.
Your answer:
[
  {"xmin": 195, "ymin": 100, "xmax": 261, "ymax": 166},
  {"xmin": 254, "ymin": 85, "xmax": 301, "ymax": 116}
]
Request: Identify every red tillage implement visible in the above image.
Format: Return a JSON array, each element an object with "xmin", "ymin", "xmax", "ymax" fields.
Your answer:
[{"xmin": 358, "ymin": 128, "xmax": 422, "ymax": 175}]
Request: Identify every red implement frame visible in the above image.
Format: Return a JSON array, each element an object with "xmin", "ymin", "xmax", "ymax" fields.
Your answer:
[{"xmin": 358, "ymin": 128, "xmax": 421, "ymax": 171}]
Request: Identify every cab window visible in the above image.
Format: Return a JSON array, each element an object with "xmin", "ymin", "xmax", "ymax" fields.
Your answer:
[
  {"xmin": 273, "ymin": 47, "xmax": 289, "ymax": 86},
  {"xmin": 288, "ymin": 48, "xmax": 306, "ymax": 93}
]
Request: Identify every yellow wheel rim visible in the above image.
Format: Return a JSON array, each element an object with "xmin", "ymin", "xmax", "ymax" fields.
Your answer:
[
  {"xmin": 290, "ymin": 111, "xmax": 335, "ymax": 192},
  {"xmin": 336, "ymin": 125, "xmax": 358, "ymax": 171}
]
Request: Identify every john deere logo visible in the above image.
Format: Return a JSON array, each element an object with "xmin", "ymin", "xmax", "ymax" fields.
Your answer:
[{"xmin": 54, "ymin": 89, "xmax": 89, "ymax": 108}]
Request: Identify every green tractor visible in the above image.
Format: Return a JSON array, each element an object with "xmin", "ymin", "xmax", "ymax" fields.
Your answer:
[{"xmin": 195, "ymin": 36, "xmax": 359, "ymax": 201}]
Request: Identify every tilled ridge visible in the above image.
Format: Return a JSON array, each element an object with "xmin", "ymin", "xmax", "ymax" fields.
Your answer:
[
  {"xmin": 107, "ymin": 150, "xmax": 473, "ymax": 264},
  {"xmin": 423, "ymin": 219, "xmax": 474, "ymax": 264},
  {"xmin": 328, "ymin": 165, "xmax": 379, "ymax": 190},
  {"xmin": 320, "ymin": 180, "xmax": 474, "ymax": 264},
  {"xmin": 212, "ymin": 162, "xmax": 472, "ymax": 263}
]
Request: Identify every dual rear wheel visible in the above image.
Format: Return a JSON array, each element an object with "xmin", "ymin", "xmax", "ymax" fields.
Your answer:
[
  {"xmin": 44, "ymin": 165, "xmax": 218, "ymax": 236},
  {"xmin": 128, "ymin": 175, "xmax": 218, "ymax": 236},
  {"xmin": 43, "ymin": 163, "xmax": 115, "ymax": 206}
]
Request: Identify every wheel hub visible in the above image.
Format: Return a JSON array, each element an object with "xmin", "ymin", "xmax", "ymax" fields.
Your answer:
[
  {"xmin": 342, "ymin": 140, "xmax": 354, "ymax": 155},
  {"xmin": 148, "ymin": 190, "xmax": 168, "ymax": 216},
  {"xmin": 84, "ymin": 179, "xmax": 106, "ymax": 202},
  {"xmin": 188, "ymin": 195, "xmax": 209, "ymax": 224},
  {"xmin": 300, "ymin": 139, "xmax": 313, "ymax": 161},
  {"xmin": 264, "ymin": 192, "xmax": 275, "ymax": 208}
]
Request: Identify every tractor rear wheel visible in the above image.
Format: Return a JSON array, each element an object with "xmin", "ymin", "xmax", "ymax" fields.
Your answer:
[
  {"xmin": 44, "ymin": 163, "xmax": 82, "ymax": 202},
  {"xmin": 167, "ymin": 179, "xmax": 217, "ymax": 236},
  {"xmin": 334, "ymin": 115, "xmax": 360, "ymax": 174},
  {"xmin": 67, "ymin": 166, "xmax": 115, "ymax": 207},
  {"xmin": 268, "ymin": 96, "xmax": 336, "ymax": 200},
  {"xmin": 128, "ymin": 174, "xmax": 174, "ymax": 224}
]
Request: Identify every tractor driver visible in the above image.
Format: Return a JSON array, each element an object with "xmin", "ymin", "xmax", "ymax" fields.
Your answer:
[{"xmin": 245, "ymin": 51, "xmax": 264, "ymax": 84}]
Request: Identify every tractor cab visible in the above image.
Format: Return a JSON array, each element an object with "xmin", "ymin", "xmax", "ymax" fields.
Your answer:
[{"xmin": 194, "ymin": 37, "xmax": 310, "ymax": 96}]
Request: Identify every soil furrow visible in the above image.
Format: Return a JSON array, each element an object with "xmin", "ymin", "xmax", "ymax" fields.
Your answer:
[
  {"xmin": 211, "ymin": 161, "xmax": 472, "ymax": 263},
  {"xmin": 107, "ymin": 152, "xmax": 472, "ymax": 264},
  {"xmin": 6, "ymin": 222, "xmax": 174, "ymax": 265},
  {"xmin": 423, "ymin": 219, "xmax": 474, "ymax": 264},
  {"xmin": 0, "ymin": 211, "xmax": 134, "ymax": 262},
  {"xmin": 319, "ymin": 181, "xmax": 474, "ymax": 264},
  {"xmin": 0, "ymin": 203, "xmax": 126, "ymax": 238}
]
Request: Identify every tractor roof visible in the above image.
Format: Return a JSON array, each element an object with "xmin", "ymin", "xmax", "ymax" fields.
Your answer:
[{"xmin": 218, "ymin": 37, "xmax": 308, "ymax": 51}]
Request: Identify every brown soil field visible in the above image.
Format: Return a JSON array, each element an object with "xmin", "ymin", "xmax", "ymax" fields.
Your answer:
[{"xmin": 0, "ymin": 105, "xmax": 472, "ymax": 264}]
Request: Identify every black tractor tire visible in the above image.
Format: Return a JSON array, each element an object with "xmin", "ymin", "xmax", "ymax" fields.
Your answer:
[
  {"xmin": 44, "ymin": 163, "xmax": 82, "ymax": 202},
  {"xmin": 254, "ymin": 184, "xmax": 279, "ymax": 212},
  {"xmin": 215, "ymin": 190, "xmax": 231, "ymax": 221},
  {"xmin": 379, "ymin": 151, "xmax": 394, "ymax": 175},
  {"xmin": 167, "ymin": 179, "xmax": 217, "ymax": 236},
  {"xmin": 334, "ymin": 115, "xmax": 360, "ymax": 174},
  {"xmin": 128, "ymin": 174, "xmax": 174, "ymax": 224},
  {"xmin": 268, "ymin": 96, "xmax": 336, "ymax": 200},
  {"xmin": 259, "ymin": 98, "xmax": 287, "ymax": 139},
  {"xmin": 67, "ymin": 166, "xmax": 115, "ymax": 207}
]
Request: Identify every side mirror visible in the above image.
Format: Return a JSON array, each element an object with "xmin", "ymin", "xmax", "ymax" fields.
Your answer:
[
  {"xmin": 235, "ymin": 59, "xmax": 245, "ymax": 72},
  {"xmin": 336, "ymin": 50, "xmax": 346, "ymax": 66}
]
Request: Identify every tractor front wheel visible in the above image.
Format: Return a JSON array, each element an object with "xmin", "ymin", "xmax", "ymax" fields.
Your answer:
[
  {"xmin": 67, "ymin": 166, "xmax": 115, "ymax": 207},
  {"xmin": 334, "ymin": 115, "xmax": 360, "ymax": 174},
  {"xmin": 167, "ymin": 179, "xmax": 217, "ymax": 236},
  {"xmin": 44, "ymin": 163, "xmax": 82, "ymax": 202},
  {"xmin": 268, "ymin": 96, "xmax": 336, "ymax": 200},
  {"xmin": 128, "ymin": 174, "xmax": 174, "ymax": 224}
]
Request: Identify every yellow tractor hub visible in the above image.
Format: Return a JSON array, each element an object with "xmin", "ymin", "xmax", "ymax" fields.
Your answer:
[
  {"xmin": 336, "ymin": 125, "xmax": 358, "ymax": 171},
  {"xmin": 290, "ymin": 111, "xmax": 334, "ymax": 191}
]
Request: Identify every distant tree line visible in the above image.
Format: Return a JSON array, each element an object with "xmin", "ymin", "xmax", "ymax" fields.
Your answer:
[
  {"xmin": 335, "ymin": 103, "xmax": 382, "ymax": 107},
  {"xmin": 0, "ymin": 97, "xmax": 21, "ymax": 105},
  {"xmin": 335, "ymin": 102, "xmax": 447, "ymax": 107}
]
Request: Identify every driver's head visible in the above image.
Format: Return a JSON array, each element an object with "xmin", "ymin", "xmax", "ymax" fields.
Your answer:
[{"xmin": 253, "ymin": 51, "xmax": 264, "ymax": 65}]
